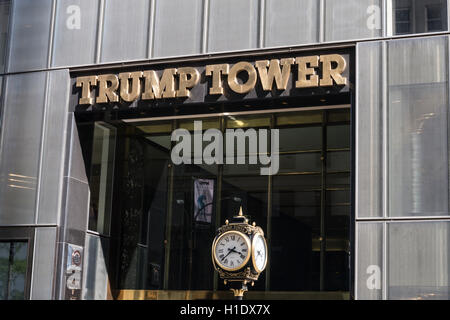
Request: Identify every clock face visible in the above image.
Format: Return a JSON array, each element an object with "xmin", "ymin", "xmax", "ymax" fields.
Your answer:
[
  {"xmin": 252, "ymin": 233, "xmax": 267, "ymax": 273},
  {"xmin": 213, "ymin": 231, "xmax": 251, "ymax": 271}
]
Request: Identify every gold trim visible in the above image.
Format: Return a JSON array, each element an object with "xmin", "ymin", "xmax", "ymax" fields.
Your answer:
[
  {"xmin": 251, "ymin": 233, "xmax": 268, "ymax": 273},
  {"xmin": 115, "ymin": 290, "xmax": 351, "ymax": 300},
  {"xmin": 230, "ymin": 287, "xmax": 248, "ymax": 297},
  {"xmin": 212, "ymin": 230, "xmax": 251, "ymax": 272}
]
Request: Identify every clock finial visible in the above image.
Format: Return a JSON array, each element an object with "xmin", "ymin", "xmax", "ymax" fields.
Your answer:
[{"xmin": 238, "ymin": 206, "xmax": 243, "ymax": 216}]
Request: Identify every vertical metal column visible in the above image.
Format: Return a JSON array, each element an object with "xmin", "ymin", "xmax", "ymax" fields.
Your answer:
[
  {"xmin": 265, "ymin": 114, "xmax": 274, "ymax": 291},
  {"xmin": 381, "ymin": 40, "xmax": 388, "ymax": 300},
  {"xmin": 163, "ymin": 120, "xmax": 176, "ymax": 290},
  {"xmin": 213, "ymin": 116, "xmax": 225, "ymax": 291},
  {"xmin": 320, "ymin": 111, "xmax": 327, "ymax": 291}
]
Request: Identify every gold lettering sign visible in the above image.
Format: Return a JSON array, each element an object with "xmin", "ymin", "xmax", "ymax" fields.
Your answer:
[{"xmin": 76, "ymin": 54, "xmax": 348, "ymax": 105}]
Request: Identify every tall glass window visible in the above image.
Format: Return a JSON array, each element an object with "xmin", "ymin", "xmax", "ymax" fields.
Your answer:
[
  {"xmin": 0, "ymin": 241, "xmax": 28, "ymax": 300},
  {"xmin": 88, "ymin": 122, "xmax": 116, "ymax": 235},
  {"xmin": 78, "ymin": 107, "xmax": 351, "ymax": 298}
]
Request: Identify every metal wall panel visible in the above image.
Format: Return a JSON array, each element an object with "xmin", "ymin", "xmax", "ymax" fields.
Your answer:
[
  {"xmin": 264, "ymin": 0, "xmax": 318, "ymax": 47},
  {"xmin": 52, "ymin": 0, "xmax": 100, "ymax": 67},
  {"xmin": 7, "ymin": 0, "xmax": 52, "ymax": 73},
  {"xmin": 63, "ymin": 177, "xmax": 90, "ymax": 232},
  {"xmin": 388, "ymin": 36, "xmax": 449, "ymax": 217},
  {"xmin": 356, "ymin": 223, "xmax": 383, "ymax": 300},
  {"xmin": 388, "ymin": 221, "xmax": 450, "ymax": 299},
  {"xmin": 324, "ymin": 0, "xmax": 382, "ymax": 42},
  {"xmin": 356, "ymin": 41, "xmax": 383, "ymax": 218},
  {"xmin": 37, "ymin": 70, "xmax": 70, "ymax": 225},
  {"xmin": 153, "ymin": 0, "xmax": 203, "ymax": 58},
  {"xmin": 208, "ymin": 0, "xmax": 259, "ymax": 52},
  {"xmin": 82, "ymin": 233, "xmax": 109, "ymax": 300},
  {"xmin": 100, "ymin": 0, "xmax": 150, "ymax": 63},
  {"xmin": 0, "ymin": 72, "xmax": 46, "ymax": 225},
  {"xmin": 66, "ymin": 113, "xmax": 89, "ymax": 184},
  {"xmin": 30, "ymin": 227, "xmax": 57, "ymax": 299}
]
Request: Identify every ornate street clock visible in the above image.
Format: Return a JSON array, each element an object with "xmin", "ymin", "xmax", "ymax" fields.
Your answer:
[{"xmin": 211, "ymin": 207, "xmax": 268, "ymax": 299}]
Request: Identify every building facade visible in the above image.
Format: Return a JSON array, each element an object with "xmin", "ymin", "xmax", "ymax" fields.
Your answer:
[{"xmin": 0, "ymin": 0, "xmax": 449, "ymax": 300}]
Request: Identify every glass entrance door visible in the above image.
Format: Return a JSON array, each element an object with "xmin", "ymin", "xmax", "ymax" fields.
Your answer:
[{"xmin": 79, "ymin": 106, "xmax": 351, "ymax": 299}]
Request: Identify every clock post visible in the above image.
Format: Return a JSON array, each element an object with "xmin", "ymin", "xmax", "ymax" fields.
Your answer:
[{"xmin": 211, "ymin": 206, "xmax": 268, "ymax": 300}]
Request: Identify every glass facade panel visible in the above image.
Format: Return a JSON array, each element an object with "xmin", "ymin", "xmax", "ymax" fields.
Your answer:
[
  {"xmin": 324, "ymin": 0, "xmax": 382, "ymax": 42},
  {"xmin": 0, "ymin": 241, "xmax": 28, "ymax": 300},
  {"xmin": 169, "ymin": 118, "xmax": 220, "ymax": 290},
  {"xmin": 83, "ymin": 233, "xmax": 109, "ymax": 300},
  {"xmin": 88, "ymin": 122, "xmax": 116, "ymax": 235},
  {"xmin": 388, "ymin": 221, "xmax": 450, "ymax": 299},
  {"xmin": 208, "ymin": 0, "xmax": 258, "ymax": 52},
  {"xmin": 356, "ymin": 223, "xmax": 383, "ymax": 300},
  {"xmin": 392, "ymin": 0, "xmax": 448, "ymax": 35},
  {"xmin": 0, "ymin": 72, "xmax": 46, "ymax": 225},
  {"xmin": 7, "ymin": 0, "xmax": 52, "ymax": 73},
  {"xmin": 153, "ymin": 0, "xmax": 203, "ymax": 57},
  {"xmin": 101, "ymin": 0, "xmax": 150, "ymax": 63},
  {"xmin": 264, "ymin": 0, "xmax": 318, "ymax": 47},
  {"xmin": 52, "ymin": 0, "xmax": 99, "ymax": 67},
  {"xmin": 271, "ymin": 110, "xmax": 350, "ymax": 291},
  {"xmin": 0, "ymin": 0, "xmax": 10, "ymax": 74},
  {"xmin": 388, "ymin": 36, "xmax": 449, "ymax": 217},
  {"xmin": 78, "ymin": 108, "xmax": 351, "ymax": 295}
]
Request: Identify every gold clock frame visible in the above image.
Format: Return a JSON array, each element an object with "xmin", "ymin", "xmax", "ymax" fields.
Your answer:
[
  {"xmin": 212, "ymin": 230, "xmax": 251, "ymax": 272},
  {"xmin": 251, "ymin": 232, "xmax": 268, "ymax": 273}
]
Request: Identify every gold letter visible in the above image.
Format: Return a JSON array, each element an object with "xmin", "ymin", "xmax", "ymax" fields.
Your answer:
[
  {"xmin": 96, "ymin": 74, "xmax": 119, "ymax": 103},
  {"xmin": 320, "ymin": 54, "xmax": 347, "ymax": 87},
  {"xmin": 142, "ymin": 71, "xmax": 159, "ymax": 99},
  {"xmin": 142, "ymin": 68, "xmax": 177, "ymax": 99},
  {"xmin": 119, "ymin": 71, "xmax": 143, "ymax": 102},
  {"xmin": 76, "ymin": 76, "xmax": 97, "ymax": 105},
  {"xmin": 296, "ymin": 56, "xmax": 319, "ymax": 88},
  {"xmin": 205, "ymin": 64, "xmax": 229, "ymax": 95},
  {"xmin": 228, "ymin": 62, "xmax": 257, "ymax": 94},
  {"xmin": 177, "ymin": 67, "xmax": 200, "ymax": 98},
  {"xmin": 255, "ymin": 58, "xmax": 294, "ymax": 91}
]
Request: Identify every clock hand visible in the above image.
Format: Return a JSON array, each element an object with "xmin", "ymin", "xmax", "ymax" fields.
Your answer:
[
  {"xmin": 221, "ymin": 247, "xmax": 236, "ymax": 261},
  {"xmin": 230, "ymin": 248, "xmax": 245, "ymax": 256}
]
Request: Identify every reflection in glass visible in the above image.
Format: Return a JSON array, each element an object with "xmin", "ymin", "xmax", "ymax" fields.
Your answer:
[
  {"xmin": 88, "ymin": 122, "xmax": 116, "ymax": 235},
  {"xmin": 388, "ymin": 36, "xmax": 449, "ymax": 217},
  {"xmin": 80, "ymin": 108, "xmax": 351, "ymax": 295},
  {"xmin": 388, "ymin": 222, "xmax": 450, "ymax": 299},
  {"xmin": 271, "ymin": 110, "xmax": 350, "ymax": 291},
  {"xmin": 0, "ymin": 241, "xmax": 28, "ymax": 300}
]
